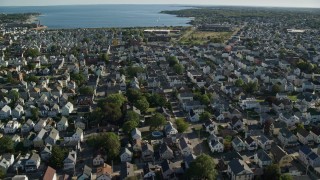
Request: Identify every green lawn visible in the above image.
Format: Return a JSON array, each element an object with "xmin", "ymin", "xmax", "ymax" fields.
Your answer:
[{"xmin": 288, "ymin": 95, "xmax": 298, "ymax": 102}]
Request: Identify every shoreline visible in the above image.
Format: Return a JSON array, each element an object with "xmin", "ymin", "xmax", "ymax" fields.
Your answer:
[{"xmin": 25, "ymin": 15, "xmax": 38, "ymax": 24}]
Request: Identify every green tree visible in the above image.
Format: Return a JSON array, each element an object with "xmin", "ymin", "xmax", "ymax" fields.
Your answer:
[
  {"xmin": 167, "ymin": 56, "xmax": 178, "ymax": 67},
  {"xmin": 126, "ymin": 66, "xmax": 144, "ymax": 78},
  {"xmin": 264, "ymin": 164, "xmax": 281, "ymax": 180},
  {"xmin": 25, "ymin": 75, "xmax": 39, "ymax": 83},
  {"xmin": 125, "ymin": 110, "xmax": 140, "ymax": 124},
  {"xmin": 272, "ymin": 84, "xmax": 281, "ymax": 94},
  {"xmin": 199, "ymin": 111, "xmax": 211, "ymax": 122},
  {"xmin": 243, "ymin": 81, "xmax": 259, "ymax": 94},
  {"xmin": 25, "ymin": 48, "xmax": 40, "ymax": 58},
  {"xmin": 126, "ymin": 88, "xmax": 142, "ymax": 103},
  {"xmin": 122, "ymin": 120, "xmax": 139, "ymax": 134},
  {"xmin": 0, "ymin": 169, "xmax": 5, "ymax": 179},
  {"xmin": 173, "ymin": 64, "xmax": 184, "ymax": 74},
  {"xmin": 71, "ymin": 73, "xmax": 86, "ymax": 86},
  {"xmin": 49, "ymin": 146, "xmax": 68, "ymax": 169},
  {"xmin": 31, "ymin": 107, "xmax": 39, "ymax": 120},
  {"xmin": 135, "ymin": 97, "xmax": 149, "ymax": 112},
  {"xmin": 79, "ymin": 87, "xmax": 94, "ymax": 95},
  {"xmin": 148, "ymin": 113, "xmax": 166, "ymax": 130},
  {"xmin": 103, "ymin": 102, "xmax": 122, "ymax": 123},
  {"xmin": 176, "ymin": 118, "xmax": 189, "ymax": 133},
  {"xmin": 186, "ymin": 154, "xmax": 217, "ymax": 180},
  {"xmin": 106, "ymin": 94, "xmax": 126, "ymax": 107},
  {"xmin": 0, "ymin": 136, "xmax": 14, "ymax": 154},
  {"xmin": 87, "ymin": 132, "xmax": 120, "ymax": 160},
  {"xmin": 100, "ymin": 53, "xmax": 109, "ymax": 64},
  {"xmin": 235, "ymin": 79, "xmax": 244, "ymax": 87},
  {"xmin": 146, "ymin": 93, "xmax": 167, "ymax": 107},
  {"xmin": 280, "ymin": 174, "xmax": 293, "ymax": 180}
]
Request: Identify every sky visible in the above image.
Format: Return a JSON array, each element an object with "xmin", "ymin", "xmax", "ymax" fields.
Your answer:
[{"xmin": 0, "ymin": 0, "xmax": 319, "ymax": 8}]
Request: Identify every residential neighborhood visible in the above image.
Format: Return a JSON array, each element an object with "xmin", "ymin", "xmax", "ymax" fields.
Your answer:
[{"xmin": 0, "ymin": 6, "xmax": 319, "ymax": 180}]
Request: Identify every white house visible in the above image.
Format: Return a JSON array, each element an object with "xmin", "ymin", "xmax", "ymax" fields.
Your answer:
[
  {"xmin": 25, "ymin": 153, "xmax": 41, "ymax": 172},
  {"xmin": 72, "ymin": 128, "xmax": 84, "ymax": 142},
  {"xmin": 4, "ymin": 120, "xmax": 20, "ymax": 134},
  {"xmin": 164, "ymin": 122, "xmax": 178, "ymax": 137},
  {"xmin": 0, "ymin": 105, "xmax": 11, "ymax": 119},
  {"xmin": 93, "ymin": 155, "xmax": 105, "ymax": 166},
  {"xmin": 131, "ymin": 128, "xmax": 142, "ymax": 140},
  {"xmin": 120, "ymin": 148, "xmax": 133, "ymax": 162},
  {"xmin": 12, "ymin": 104, "xmax": 24, "ymax": 119},
  {"xmin": 61, "ymin": 102, "xmax": 74, "ymax": 116},
  {"xmin": 57, "ymin": 116, "xmax": 69, "ymax": 131}
]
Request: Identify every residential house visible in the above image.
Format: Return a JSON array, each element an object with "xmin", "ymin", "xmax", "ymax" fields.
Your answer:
[
  {"xmin": 299, "ymin": 146, "xmax": 320, "ymax": 168},
  {"xmin": 42, "ymin": 166, "xmax": 57, "ymax": 180},
  {"xmin": 93, "ymin": 155, "xmax": 105, "ymax": 166},
  {"xmin": 0, "ymin": 105, "xmax": 11, "ymax": 119},
  {"xmin": 297, "ymin": 128, "xmax": 314, "ymax": 145},
  {"xmin": 21, "ymin": 119, "xmax": 35, "ymax": 133},
  {"xmin": 161, "ymin": 160, "xmax": 174, "ymax": 180},
  {"xmin": 78, "ymin": 165, "xmax": 92, "ymax": 180},
  {"xmin": 203, "ymin": 120, "xmax": 218, "ymax": 135},
  {"xmin": 244, "ymin": 136, "xmax": 257, "ymax": 151},
  {"xmin": 227, "ymin": 159, "xmax": 254, "ymax": 180},
  {"xmin": 63, "ymin": 150, "xmax": 77, "ymax": 171},
  {"xmin": 256, "ymin": 135, "xmax": 273, "ymax": 151},
  {"xmin": 160, "ymin": 143, "xmax": 174, "ymax": 160},
  {"xmin": 270, "ymin": 145, "xmax": 293, "ymax": 168},
  {"xmin": 279, "ymin": 113, "xmax": 300, "ymax": 127},
  {"xmin": 232, "ymin": 136, "xmax": 246, "ymax": 152},
  {"xmin": 40, "ymin": 143, "xmax": 52, "ymax": 161},
  {"xmin": 164, "ymin": 122, "xmax": 178, "ymax": 137},
  {"xmin": 12, "ymin": 153, "xmax": 30, "ymax": 172},
  {"xmin": 61, "ymin": 102, "xmax": 74, "ymax": 116},
  {"xmin": 57, "ymin": 116, "xmax": 69, "ymax": 131},
  {"xmin": 33, "ymin": 128, "xmax": 48, "ymax": 148},
  {"xmin": 278, "ymin": 128, "xmax": 299, "ymax": 147},
  {"xmin": 25, "ymin": 153, "xmax": 41, "ymax": 172},
  {"xmin": 131, "ymin": 128, "xmax": 142, "ymax": 140},
  {"xmin": 44, "ymin": 128, "xmax": 59, "ymax": 145},
  {"xmin": 34, "ymin": 119, "xmax": 47, "ymax": 132},
  {"xmin": 12, "ymin": 104, "xmax": 24, "ymax": 119},
  {"xmin": 120, "ymin": 162, "xmax": 135, "ymax": 180},
  {"xmin": 311, "ymin": 127, "xmax": 320, "ymax": 144},
  {"xmin": 120, "ymin": 148, "xmax": 133, "ymax": 162},
  {"xmin": 142, "ymin": 143, "xmax": 154, "ymax": 162},
  {"xmin": 73, "ymin": 127, "xmax": 84, "ymax": 142},
  {"xmin": 4, "ymin": 120, "xmax": 20, "ymax": 134},
  {"xmin": 208, "ymin": 135, "xmax": 224, "ymax": 153},
  {"xmin": 179, "ymin": 137, "xmax": 193, "ymax": 157},
  {"xmin": 254, "ymin": 149, "xmax": 272, "ymax": 168},
  {"xmin": 12, "ymin": 175, "xmax": 29, "ymax": 180},
  {"xmin": 96, "ymin": 163, "xmax": 113, "ymax": 180},
  {"xmin": 0, "ymin": 153, "xmax": 14, "ymax": 173}
]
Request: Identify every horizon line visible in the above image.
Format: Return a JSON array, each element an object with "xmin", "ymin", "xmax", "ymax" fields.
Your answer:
[{"xmin": 0, "ymin": 3, "xmax": 319, "ymax": 9}]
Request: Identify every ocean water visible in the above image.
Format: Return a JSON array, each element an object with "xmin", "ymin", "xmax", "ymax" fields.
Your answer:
[{"xmin": 0, "ymin": 4, "xmax": 193, "ymax": 29}]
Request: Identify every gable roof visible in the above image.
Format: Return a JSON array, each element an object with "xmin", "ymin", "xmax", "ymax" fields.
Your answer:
[
  {"xmin": 43, "ymin": 166, "xmax": 56, "ymax": 180},
  {"xmin": 228, "ymin": 159, "xmax": 253, "ymax": 175}
]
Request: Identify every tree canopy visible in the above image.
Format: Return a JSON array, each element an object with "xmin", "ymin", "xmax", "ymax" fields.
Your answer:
[
  {"xmin": 148, "ymin": 113, "xmax": 166, "ymax": 130},
  {"xmin": 25, "ymin": 48, "xmax": 40, "ymax": 58},
  {"xmin": 135, "ymin": 97, "xmax": 149, "ymax": 112},
  {"xmin": 48, "ymin": 146, "xmax": 68, "ymax": 169},
  {"xmin": 186, "ymin": 154, "xmax": 217, "ymax": 180},
  {"xmin": 176, "ymin": 118, "xmax": 189, "ymax": 133},
  {"xmin": 79, "ymin": 86, "xmax": 94, "ymax": 95},
  {"xmin": 264, "ymin": 164, "xmax": 281, "ymax": 180},
  {"xmin": 0, "ymin": 136, "xmax": 14, "ymax": 154},
  {"xmin": 199, "ymin": 111, "xmax": 211, "ymax": 122},
  {"xmin": 87, "ymin": 132, "xmax": 120, "ymax": 160},
  {"xmin": 106, "ymin": 94, "xmax": 126, "ymax": 107}
]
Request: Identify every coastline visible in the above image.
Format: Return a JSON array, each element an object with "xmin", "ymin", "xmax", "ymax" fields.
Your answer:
[{"xmin": 25, "ymin": 15, "xmax": 38, "ymax": 24}]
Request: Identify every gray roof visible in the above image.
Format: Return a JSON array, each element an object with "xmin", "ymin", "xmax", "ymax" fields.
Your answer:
[
  {"xmin": 228, "ymin": 159, "xmax": 253, "ymax": 175},
  {"xmin": 256, "ymin": 149, "xmax": 272, "ymax": 161}
]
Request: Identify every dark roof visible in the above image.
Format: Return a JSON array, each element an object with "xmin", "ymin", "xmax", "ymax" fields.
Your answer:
[
  {"xmin": 256, "ymin": 149, "xmax": 272, "ymax": 161},
  {"xmin": 300, "ymin": 145, "xmax": 312, "ymax": 155},
  {"xmin": 270, "ymin": 145, "xmax": 287, "ymax": 162},
  {"xmin": 297, "ymin": 128, "xmax": 310, "ymax": 138},
  {"xmin": 228, "ymin": 159, "xmax": 252, "ymax": 175},
  {"xmin": 161, "ymin": 160, "xmax": 172, "ymax": 172}
]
